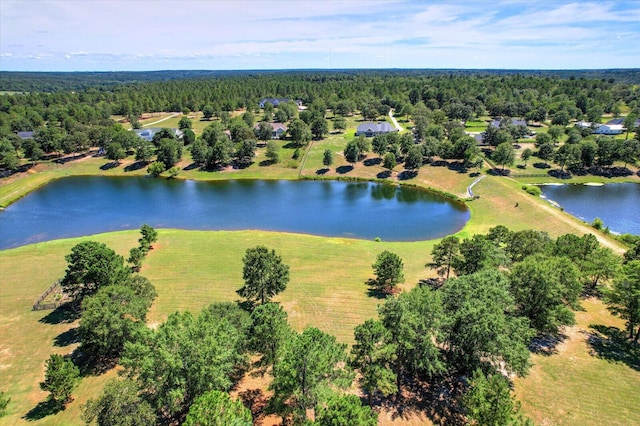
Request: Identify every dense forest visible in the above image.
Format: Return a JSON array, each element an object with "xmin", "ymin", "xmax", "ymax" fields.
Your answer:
[{"xmin": 1, "ymin": 70, "xmax": 639, "ymax": 175}]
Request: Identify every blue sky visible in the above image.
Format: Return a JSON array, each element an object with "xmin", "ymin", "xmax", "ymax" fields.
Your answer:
[{"xmin": 1, "ymin": 0, "xmax": 639, "ymax": 71}]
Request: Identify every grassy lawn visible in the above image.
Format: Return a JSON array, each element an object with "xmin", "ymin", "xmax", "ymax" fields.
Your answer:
[
  {"xmin": 514, "ymin": 298, "xmax": 640, "ymax": 426},
  {"xmin": 1, "ymin": 228, "xmax": 637, "ymax": 425},
  {"xmin": 0, "ymin": 229, "xmax": 436, "ymax": 425}
]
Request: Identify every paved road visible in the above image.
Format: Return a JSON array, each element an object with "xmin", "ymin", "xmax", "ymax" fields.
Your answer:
[
  {"xmin": 467, "ymin": 174, "xmax": 486, "ymax": 197},
  {"xmin": 389, "ymin": 109, "xmax": 404, "ymax": 131}
]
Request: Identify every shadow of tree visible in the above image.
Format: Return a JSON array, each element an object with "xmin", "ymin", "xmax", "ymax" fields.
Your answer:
[
  {"xmin": 336, "ymin": 165, "xmax": 353, "ymax": 174},
  {"xmin": 259, "ymin": 160, "xmax": 276, "ymax": 167},
  {"xmin": 548, "ymin": 169, "xmax": 572, "ymax": 179},
  {"xmin": 183, "ymin": 162, "xmax": 200, "ymax": 171},
  {"xmin": 447, "ymin": 162, "xmax": 469, "ymax": 174},
  {"xmin": 53, "ymin": 328, "xmax": 80, "ymax": 347},
  {"xmin": 528, "ymin": 332, "xmax": 568, "ymax": 356},
  {"xmin": 70, "ymin": 350, "xmax": 117, "ymax": 377},
  {"xmin": 124, "ymin": 161, "xmax": 147, "ymax": 172},
  {"xmin": 586, "ymin": 324, "xmax": 640, "ymax": 371},
  {"xmin": 487, "ymin": 168, "xmax": 511, "ymax": 176},
  {"xmin": 364, "ymin": 158, "xmax": 381, "ymax": 166},
  {"xmin": 365, "ymin": 279, "xmax": 389, "ymax": 300},
  {"xmin": 377, "ymin": 170, "xmax": 392, "ymax": 179},
  {"xmin": 383, "ymin": 376, "xmax": 467, "ymax": 426},
  {"xmin": 533, "ymin": 162, "xmax": 551, "ymax": 169},
  {"xmin": 99, "ymin": 161, "xmax": 119, "ymax": 170},
  {"xmin": 38, "ymin": 304, "xmax": 79, "ymax": 325},
  {"xmin": 315, "ymin": 168, "xmax": 329, "ymax": 175},
  {"xmin": 23, "ymin": 399, "xmax": 65, "ymax": 421},
  {"xmin": 238, "ymin": 389, "xmax": 270, "ymax": 423},
  {"xmin": 398, "ymin": 170, "xmax": 418, "ymax": 180}
]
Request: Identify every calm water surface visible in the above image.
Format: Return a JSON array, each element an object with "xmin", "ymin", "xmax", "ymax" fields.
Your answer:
[
  {"xmin": 540, "ymin": 183, "xmax": 640, "ymax": 235},
  {"xmin": 0, "ymin": 177, "xmax": 469, "ymax": 249}
]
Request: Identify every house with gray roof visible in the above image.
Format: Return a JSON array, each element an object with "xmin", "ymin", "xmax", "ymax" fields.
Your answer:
[
  {"xmin": 259, "ymin": 98, "xmax": 303, "ymax": 108},
  {"xmin": 254, "ymin": 122, "xmax": 287, "ymax": 139},
  {"xmin": 133, "ymin": 127, "xmax": 183, "ymax": 142},
  {"xmin": 606, "ymin": 117, "xmax": 640, "ymax": 127},
  {"xmin": 355, "ymin": 122, "xmax": 397, "ymax": 137},
  {"xmin": 489, "ymin": 117, "xmax": 527, "ymax": 128},
  {"xmin": 16, "ymin": 131, "xmax": 35, "ymax": 139}
]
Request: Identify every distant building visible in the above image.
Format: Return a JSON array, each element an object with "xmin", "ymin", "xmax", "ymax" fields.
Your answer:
[
  {"xmin": 489, "ymin": 117, "xmax": 527, "ymax": 128},
  {"xmin": 575, "ymin": 121, "xmax": 624, "ymax": 135},
  {"xmin": 133, "ymin": 128, "xmax": 183, "ymax": 142},
  {"xmin": 606, "ymin": 117, "xmax": 640, "ymax": 127},
  {"xmin": 254, "ymin": 122, "xmax": 287, "ymax": 139},
  {"xmin": 16, "ymin": 131, "xmax": 35, "ymax": 139},
  {"xmin": 355, "ymin": 122, "xmax": 397, "ymax": 137},
  {"xmin": 259, "ymin": 98, "xmax": 302, "ymax": 108}
]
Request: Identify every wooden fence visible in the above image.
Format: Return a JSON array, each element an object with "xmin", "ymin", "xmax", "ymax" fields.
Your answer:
[{"xmin": 32, "ymin": 280, "xmax": 69, "ymax": 311}]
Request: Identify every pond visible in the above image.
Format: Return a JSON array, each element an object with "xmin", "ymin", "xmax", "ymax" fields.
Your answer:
[
  {"xmin": 0, "ymin": 177, "xmax": 470, "ymax": 249},
  {"xmin": 540, "ymin": 183, "xmax": 640, "ymax": 235}
]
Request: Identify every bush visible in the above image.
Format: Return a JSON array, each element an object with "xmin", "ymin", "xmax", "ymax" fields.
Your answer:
[
  {"xmin": 592, "ymin": 217, "xmax": 604, "ymax": 230},
  {"xmin": 522, "ymin": 185, "xmax": 541, "ymax": 196},
  {"xmin": 147, "ymin": 161, "xmax": 165, "ymax": 177}
]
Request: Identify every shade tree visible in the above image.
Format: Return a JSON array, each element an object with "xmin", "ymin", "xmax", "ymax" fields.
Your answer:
[
  {"xmin": 371, "ymin": 250, "xmax": 404, "ymax": 294},
  {"xmin": 61, "ymin": 241, "xmax": 130, "ymax": 302},
  {"xmin": 378, "ymin": 286, "xmax": 445, "ymax": 396},
  {"xmin": 183, "ymin": 390, "xmax": 252, "ymax": 426},
  {"xmin": 509, "ymin": 254, "xmax": 582, "ymax": 334},
  {"xmin": 350, "ymin": 320, "xmax": 397, "ymax": 405},
  {"xmin": 315, "ymin": 394, "xmax": 378, "ymax": 426},
  {"xmin": 270, "ymin": 327, "xmax": 352, "ymax": 422},
  {"xmin": 604, "ymin": 260, "xmax": 640, "ymax": 342},
  {"xmin": 428, "ymin": 235, "xmax": 461, "ymax": 280},
  {"xmin": 82, "ymin": 379, "xmax": 156, "ymax": 426},
  {"xmin": 237, "ymin": 245, "xmax": 290, "ymax": 305},
  {"xmin": 40, "ymin": 354, "xmax": 80, "ymax": 406},
  {"xmin": 442, "ymin": 270, "xmax": 534, "ymax": 376},
  {"xmin": 121, "ymin": 303, "xmax": 250, "ymax": 420}
]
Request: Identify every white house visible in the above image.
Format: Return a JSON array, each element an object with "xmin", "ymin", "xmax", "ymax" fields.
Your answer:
[
  {"xmin": 355, "ymin": 122, "xmax": 397, "ymax": 137},
  {"xmin": 575, "ymin": 121, "xmax": 623, "ymax": 135},
  {"xmin": 594, "ymin": 124, "xmax": 624, "ymax": 135}
]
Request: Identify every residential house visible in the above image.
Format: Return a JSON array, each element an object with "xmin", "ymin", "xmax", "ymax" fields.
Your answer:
[
  {"xmin": 489, "ymin": 117, "xmax": 527, "ymax": 128},
  {"xmin": 133, "ymin": 127, "xmax": 183, "ymax": 142},
  {"xmin": 575, "ymin": 121, "xmax": 624, "ymax": 135},
  {"xmin": 259, "ymin": 98, "xmax": 303, "ymax": 108},
  {"xmin": 606, "ymin": 117, "xmax": 640, "ymax": 128},
  {"xmin": 16, "ymin": 131, "xmax": 35, "ymax": 139},
  {"xmin": 254, "ymin": 122, "xmax": 287, "ymax": 139},
  {"xmin": 355, "ymin": 122, "xmax": 397, "ymax": 137}
]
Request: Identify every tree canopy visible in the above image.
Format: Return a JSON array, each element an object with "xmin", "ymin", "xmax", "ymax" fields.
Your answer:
[{"xmin": 237, "ymin": 245, "xmax": 290, "ymax": 305}]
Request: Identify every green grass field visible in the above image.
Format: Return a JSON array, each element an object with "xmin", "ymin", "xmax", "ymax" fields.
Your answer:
[{"xmin": 1, "ymin": 112, "xmax": 639, "ymax": 425}]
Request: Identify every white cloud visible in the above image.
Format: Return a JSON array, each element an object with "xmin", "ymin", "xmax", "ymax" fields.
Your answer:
[{"xmin": 0, "ymin": 0, "xmax": 638, "ymax": 70}]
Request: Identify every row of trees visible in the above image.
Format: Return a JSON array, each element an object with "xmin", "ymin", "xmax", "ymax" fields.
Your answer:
[
  {"xmin": 38, "ymin": 226, "xmax": 159, "ymax": 411},
  {"xmin": 3, "ymin": 72, "xmax": 639, "ymax": 172}
]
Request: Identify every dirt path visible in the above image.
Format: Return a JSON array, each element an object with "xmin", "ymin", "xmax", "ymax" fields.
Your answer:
[
  {"xmin": 389, "ymin": 109, "xmax": 404, "ymax": 131},
  {"xmin": 142, "ymin": 113, "xmax": 180, "ymax": 127}
]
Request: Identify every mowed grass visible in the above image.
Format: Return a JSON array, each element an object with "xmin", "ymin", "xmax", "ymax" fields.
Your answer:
[
  {"xmin": 0, "ymin": 229, "xmax": 436, "ymax": 425},
  {"xmin": 514, "ymin": 298, "xmax": 640, "ymax": 426},
  {"xmin": 0, "ymin": 232, "xmax": 138, "ymax": 425}
]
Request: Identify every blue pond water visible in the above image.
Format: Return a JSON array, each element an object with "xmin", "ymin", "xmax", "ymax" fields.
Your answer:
[
  {"xmin": 0, "ymin": 177, "xmax": 470, "ymax": 249},
  {"xmin": 540, "ymin": 183, "xmax": 640, "ymax": 235}
]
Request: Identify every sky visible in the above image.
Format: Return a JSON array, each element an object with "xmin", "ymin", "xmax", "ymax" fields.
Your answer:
[{"xmin": 1, "ymin": 0, "xmax": 639, "ymax": 72}]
